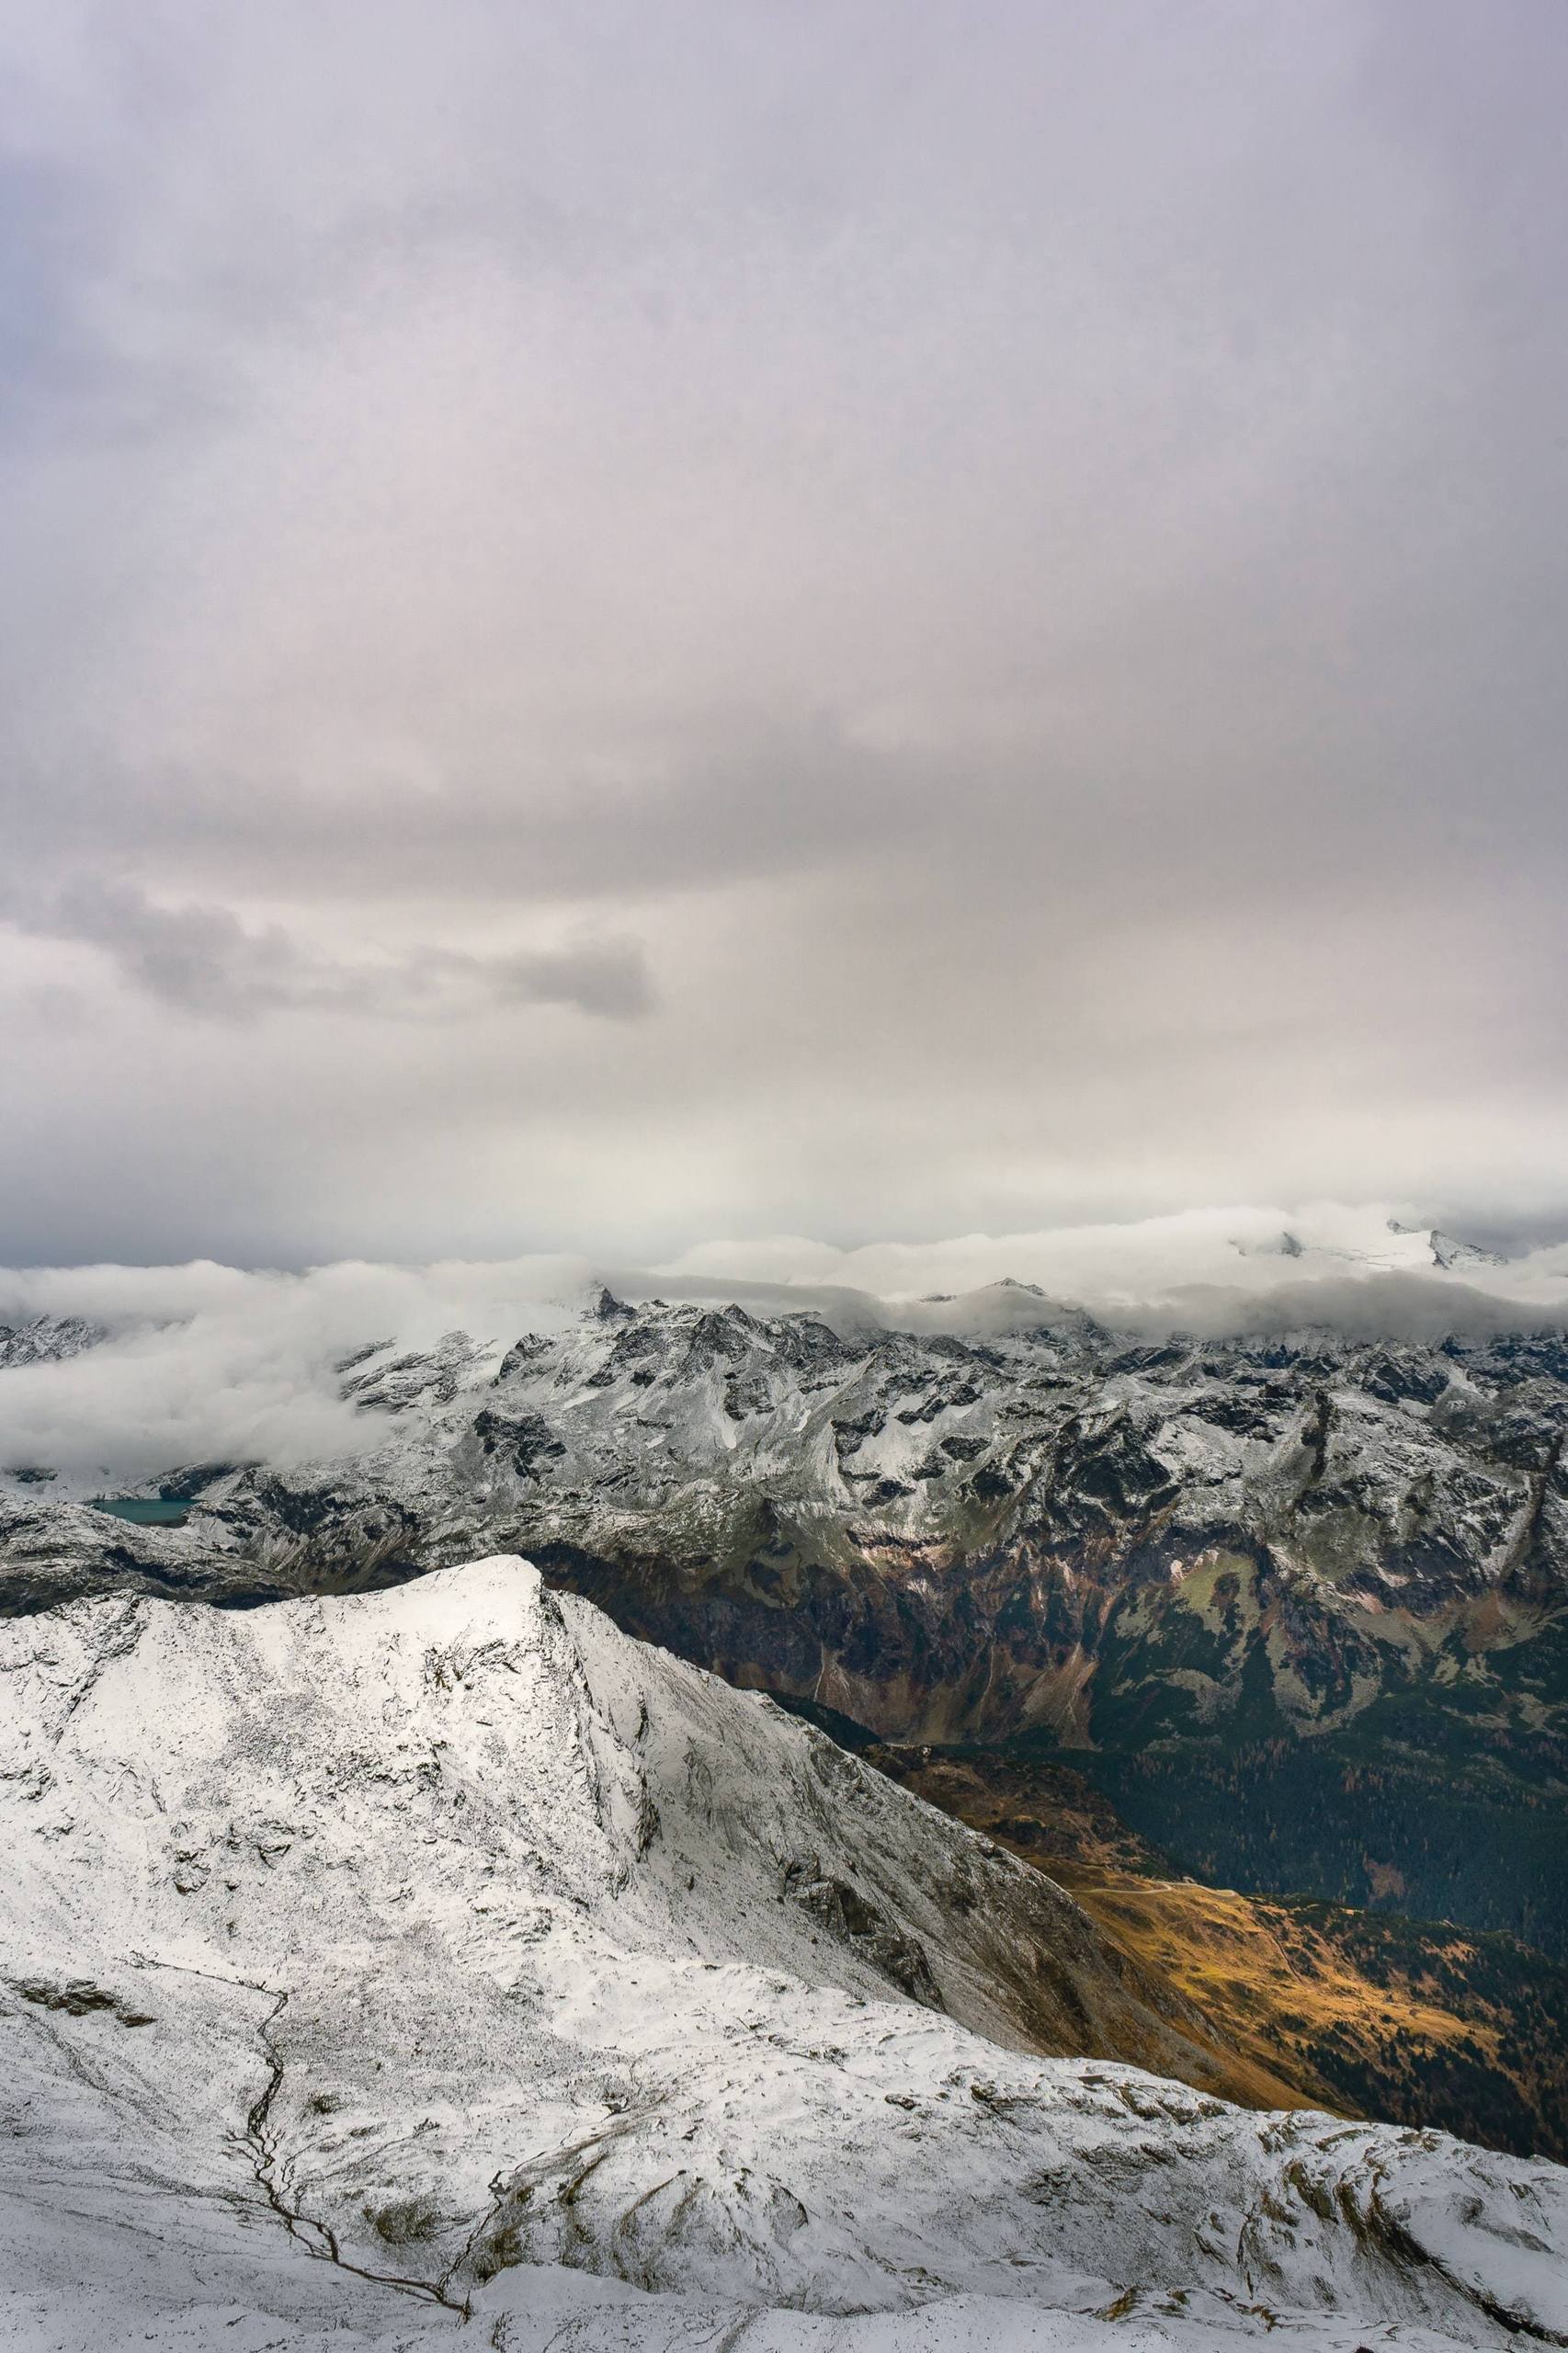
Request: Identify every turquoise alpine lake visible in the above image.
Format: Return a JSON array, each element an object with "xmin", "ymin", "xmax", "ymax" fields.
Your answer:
[{"xmin": 90, "ymin": 1497, "xmax": 190, "ymax": 1527}]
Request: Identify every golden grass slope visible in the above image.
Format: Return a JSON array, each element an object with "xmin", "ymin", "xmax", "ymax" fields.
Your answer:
[{"xmin": 872, "ymin": 1747, "xmax": 1568, "ymax": 2160}]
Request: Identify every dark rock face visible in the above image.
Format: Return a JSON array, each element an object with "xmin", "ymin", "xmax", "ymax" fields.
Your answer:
[
  {"xmin": 472, "ymin": 1409, "xmax": 567, "ymax": 1479},
  {"xmin": 5, "ymin": 1293, "xmax": 1568, "ymax": 1949},
  {"xmin": 8, "ymin": 1975, "xmax": 155, "ymax": 2027},
  {"xmin": 780, "ymin": 1856, "xmax": 944, "ymax": 2008}
]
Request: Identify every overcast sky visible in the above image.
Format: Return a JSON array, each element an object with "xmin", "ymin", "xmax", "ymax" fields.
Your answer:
[{"xmin": 2, "ymin": 2, "xmax": 1565, "ymax": 1269}]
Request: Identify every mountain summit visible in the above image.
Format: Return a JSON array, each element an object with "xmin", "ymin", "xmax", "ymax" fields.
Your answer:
[{"xmin": 3, "ymin": 1558, "xmax": 1565, "ymax": 2349}]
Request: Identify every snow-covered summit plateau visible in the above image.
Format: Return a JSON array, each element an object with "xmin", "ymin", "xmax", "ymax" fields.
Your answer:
[{"xmin": 2, "ymin": 1557, "xmax": 1563, "ymax": 2351}]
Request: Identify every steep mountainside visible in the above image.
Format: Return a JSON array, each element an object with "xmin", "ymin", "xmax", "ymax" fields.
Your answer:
[
  {"xmin": 4, "ymin": 1557, "xmax": 1564, "ymax": 2352},
  {"xmin": 871, "ymin": 1747, "xmax": 1568, "ymax": 2162},
  {"xmin": 6, "ymin": 1286, "xmax": 1564, "ymax": 1954}
]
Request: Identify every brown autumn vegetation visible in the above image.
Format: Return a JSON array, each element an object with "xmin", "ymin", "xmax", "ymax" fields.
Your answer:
[{"xmin": 870, "ymin": 1746, "xmax": 1568, "ymax": 2161}]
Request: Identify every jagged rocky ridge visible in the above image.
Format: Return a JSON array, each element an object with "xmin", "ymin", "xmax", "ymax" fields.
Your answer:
[
  {"xmin": 0, "ymin": 1313, "xmax": 103, "ymax": 1373},
  {"xmin": 3, "ymin": 1555, "xmax": 1565, "ymax": 2352},
  {"xmin": 5, "ymin": 1287, "xmax": 1565, "ymax": 1949}
]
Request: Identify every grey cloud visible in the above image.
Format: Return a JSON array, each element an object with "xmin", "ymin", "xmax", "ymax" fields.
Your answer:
[
  {"xmin": 1113, "ymin": 1276, "xmax": 1568, "ymax": 1348},
  {"xmin": 43, "ymin": 880, "xmax": 312, "ymax": 1018},
  {"xmin": 495, "ymin": 940, "xmax": 655, "ymax": 1021},
  {"xmin": 1, "ymin": 880, "xmax": 654, "ymax": 1023}
]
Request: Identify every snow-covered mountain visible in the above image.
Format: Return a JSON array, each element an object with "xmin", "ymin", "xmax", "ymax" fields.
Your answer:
[
  {"xmin": 4, "ymin": 1556, "xmax": 1563, "ymax": 2352},
  {"xmin": 1251, "ymin": 1220, "xmax": 1509, "ymax": 1274},
  {"xmin": 5, "ymin": 1283, "xmax": 1566, "ymax": 1957},
  {"xmin": 0, "ymin": 1313, "xmax": 104, "ymax": 1373}
]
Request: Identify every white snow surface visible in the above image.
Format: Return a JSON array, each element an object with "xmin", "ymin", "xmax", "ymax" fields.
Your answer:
[{"xmin": 2, "ymin": 1557, "xmax": 1564, "ymax": 2353}]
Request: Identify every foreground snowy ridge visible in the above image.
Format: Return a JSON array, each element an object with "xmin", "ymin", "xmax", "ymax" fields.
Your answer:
[{"xmin": 2, "ymin": 1557, "xmax": 1564, "ymax": 2351}]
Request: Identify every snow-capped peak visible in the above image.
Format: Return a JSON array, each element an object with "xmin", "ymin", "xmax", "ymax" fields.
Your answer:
[{"xmin": 3, "ymin": 1559, "xmax": 1563, "ymax": 2351}]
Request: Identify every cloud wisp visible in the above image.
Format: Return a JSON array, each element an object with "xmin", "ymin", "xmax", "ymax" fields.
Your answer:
[{"xmin": 0, "ymin": 879, "xmax": 653, "ymax": 1023}]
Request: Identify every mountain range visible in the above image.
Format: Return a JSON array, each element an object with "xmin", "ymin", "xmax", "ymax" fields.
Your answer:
[
  {"xmin": 3, "ymin": 1268, "xmax": 1567, "ymax": 2343},
  {"xmin": 6, "ymin": 1276, "xmax": 1563, "ymax": 1947}
]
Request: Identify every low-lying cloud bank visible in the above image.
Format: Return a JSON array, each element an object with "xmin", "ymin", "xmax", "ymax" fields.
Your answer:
[
  {"xmin": 658, "ymin": 1204, "xmax": 1568, "ymax": 1312},
  {"xmin": 3, "ymin": 1206, "xmax": 1566, "ymax": 1483}
]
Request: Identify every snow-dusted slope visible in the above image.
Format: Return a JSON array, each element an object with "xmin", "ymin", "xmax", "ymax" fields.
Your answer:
[{"xmin": 2, "ymin": 1558, "xmax": 1563, "ymax": 2352}]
